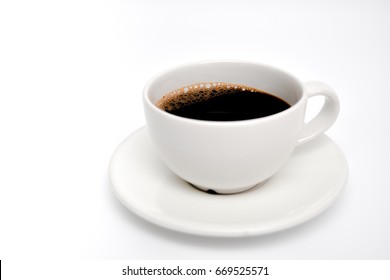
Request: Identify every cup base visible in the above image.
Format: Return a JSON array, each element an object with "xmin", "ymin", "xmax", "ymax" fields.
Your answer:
[{"xmin": 189, "ymin": 180, "xmax": 267, "ymax": 195}]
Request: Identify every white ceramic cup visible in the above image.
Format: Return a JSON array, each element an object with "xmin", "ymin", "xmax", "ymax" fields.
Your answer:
[{"xmin": 143, "ymin": 61, "xmax": 339, "ymax": 194}]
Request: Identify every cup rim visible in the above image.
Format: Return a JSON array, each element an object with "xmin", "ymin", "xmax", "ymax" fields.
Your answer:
[{"xmin": 143, "ymin": 60, "xmax": 307, "ymax": 126}]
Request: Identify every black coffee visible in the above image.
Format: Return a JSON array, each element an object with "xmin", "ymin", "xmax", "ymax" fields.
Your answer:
[{"xmin": 156, "ymin": 82, "xmax": 290, "ymax": 121}]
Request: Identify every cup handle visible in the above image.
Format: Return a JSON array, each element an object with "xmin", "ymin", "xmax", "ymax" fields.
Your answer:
[{"xmin": 297, "ymin": 81, "xmax": 340, "ymax": 145}]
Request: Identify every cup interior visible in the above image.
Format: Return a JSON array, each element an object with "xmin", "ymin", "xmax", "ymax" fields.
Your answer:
[{"xmin": 145, "ymin": 61, "xmax": 303, "ymax": 108}]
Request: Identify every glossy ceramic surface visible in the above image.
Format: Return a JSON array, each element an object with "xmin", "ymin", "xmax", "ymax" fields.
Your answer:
[{"xmin": 143, "ymin": 61, "xmax": 339, "ymax": 193}]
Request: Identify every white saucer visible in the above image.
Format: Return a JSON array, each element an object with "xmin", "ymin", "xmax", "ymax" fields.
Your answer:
[{"xmin": 109, "ymin": 127, "xmax": 348, "ymax": 237}]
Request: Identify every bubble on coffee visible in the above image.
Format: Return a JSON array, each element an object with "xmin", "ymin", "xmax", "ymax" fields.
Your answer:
[
  {"xmin": 156, "ymin": 82, "xmax": 291, "ymax": 121},
  {"xmin": 156, "ymin": 82, "xmax": 259, "ymax": 111}
]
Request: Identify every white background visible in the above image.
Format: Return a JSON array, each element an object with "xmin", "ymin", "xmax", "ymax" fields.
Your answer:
[{"xmin": 1, "ymin": 0, "xmax": 390, "ymax": 260}]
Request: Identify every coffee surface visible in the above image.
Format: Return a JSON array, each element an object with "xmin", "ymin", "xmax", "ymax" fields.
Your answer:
[{"xmin": 156, "ymin": 82, "xmax": 290, "ymax": 121}]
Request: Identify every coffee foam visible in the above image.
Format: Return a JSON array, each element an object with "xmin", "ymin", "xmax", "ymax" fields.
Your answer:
[{"xmin": 156, "ymin": 82, "xmax": 264, "ymax": 111}]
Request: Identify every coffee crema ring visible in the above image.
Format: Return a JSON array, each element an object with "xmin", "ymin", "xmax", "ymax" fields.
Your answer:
[{"xmin": 156, "ymin": 82, "xmax": 263, "ymax": 111}]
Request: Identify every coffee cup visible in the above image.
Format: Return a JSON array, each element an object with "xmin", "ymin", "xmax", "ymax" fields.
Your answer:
[{"xmin": 143, "ymin": 61, "xmax": 339, "ymax": 194}]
